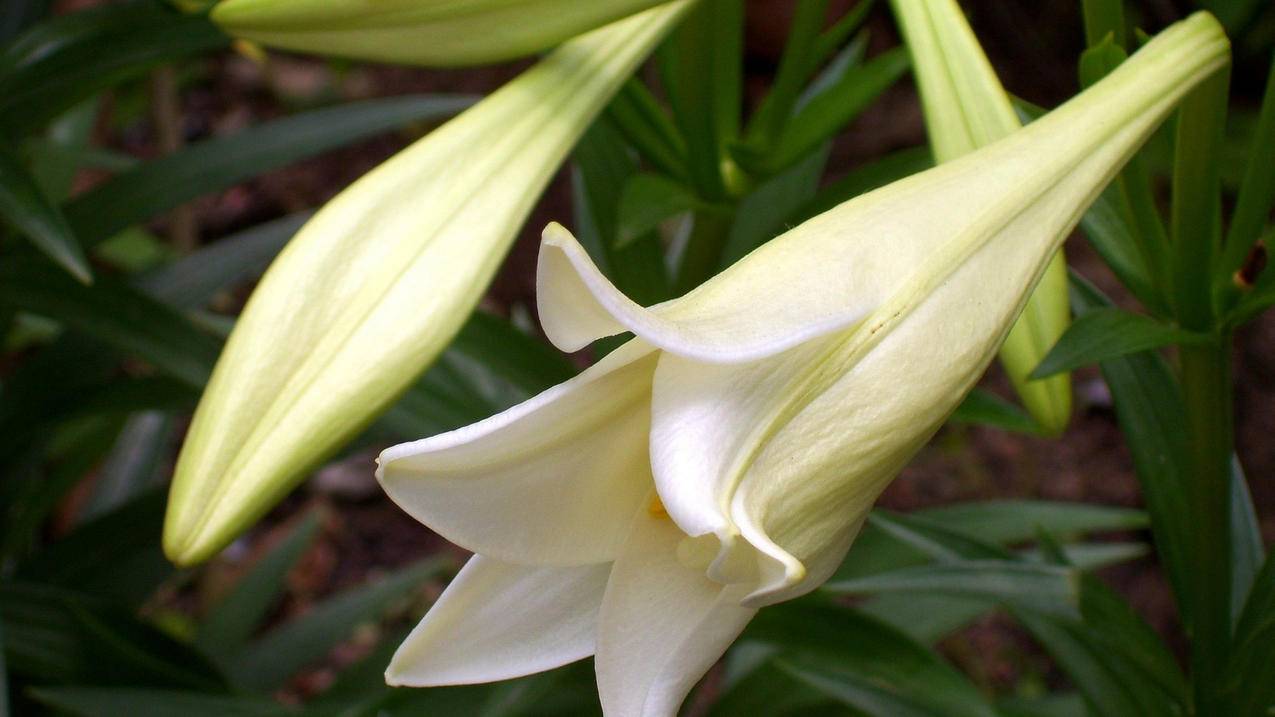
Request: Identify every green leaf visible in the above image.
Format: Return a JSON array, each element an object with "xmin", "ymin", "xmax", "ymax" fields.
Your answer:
[
  {"xmin": 811, "ymin": 0, "xmax": 877, "ymax": 77},
  {"xmin": 196, "ymin": 512, "xmax": 322, "ymax": 662},
  {"xmin": 1227, "ymin": 550, "xmax": 1275, "ymax": 717},
  {"xmin": 137, "ymin": 213, "xmax": 311, "ymax": 309},
  {"xmin": 1075, "ymin": 574, "xmax": 1187, "ymax": 700},
  {"xmin": 918, "ymin": 500, "xmax": 1148, "ymax": 545},
  {"xmin": 0, "ymin": 333, "xmax": 116, "ymax": 464},
  {"xmin": 0, "ymin": 582, "xmax": 225, "ymax": 689},
  {"xmin": 720, "ymin": 144, "xmax": 829, "ymax": 266},
  {"xmin": 866, "ymin": 511, "xmax": 1015, "ymax": 563},
  {"xmin": 1, "ymin": 416, "xmax": 124, "ymax": 560},
  {"xmin": 709, "ymin": 658, "xmax": 847, "ymax": 717},
  {"xmin": 825, "ymin": 561, "xmax": 1080, "ymax": 617},
  {"xmin": 0, "ymin": 147, "xmax": 91, "ymax": 282},
  {"xmin": 857, "ymin": 594, "xmax": 992, "ymax": 644},
  {"xmin": 604, "ymin": 79, "xmax": 688, "ymax": 181},
  {"xmin": 796, "ymin": 145, "xmax": 931, "ymax": 222},
  {"xmin": 743, "ymin": 0, "xmax": 835, "ymax": 148},
  {"xmin": 0, "ymin": 258, "xmax": 219, "ymax": 387},
  {"xmin": 1030, "ymin": 307, "xmax": 1210, "ymax": 379},
  {"xmin": 615, "ymin": 173, "xmax": 704, "ymax": 247},
  {"xmin": 226, "ymin": 559, "xmax": 443, "ymax": 692},
  {"xmin": 573, "ymin": 118, "xmax": 672, "ymax": 307},
  {"xmin": 750, "ymin": 48, "xmax": 909, "ymax": 175},
  {"xmin": 83, "ymin": 411, "xmax": 175, "ymax": 520},
  {"xmin": 1081, "ymin": 0, "xmax": 1125, "ymax": 48},
  {"xmin": 745, "ymin": 602, "xmax": 998, "ymax": 717},
  {"xmin": 1078, "ymin": 36, "xmax": 1128, "ymax": 89},
  {"xmin": 997, "ymin": 693, "xmax": 1087, "ymax": 717},
  {"xmin": 1078, "ymin": 180, "xmax": 1159, "ymax": 309},
  {"xmin": 1013, "ymin": 608, "xmax": 1172, "ymax": 717},
  {"xmin": 1230, "ymin": 458, "xmax": 1266, "ymax": 628},
  {"xmin": 28, "ymin": 688, "xmax": 290, "ymax": 717},
  {"xmin": 1219, "ymin": 54, "xmax": 1275, "ymax": 309},
  {"xmin": 1069, "ymin": 273, "xmax": 1194, "ymax": 616},
  {"xmin": 26, "ymin": 97, "xmax": 100, "ymax": 202},
  {"xmin": 0, "ymin": 1, "xmax": 227, "ymax": 136},
  {"xmin": 658, "ymin": 0, "xmax": 742, "ymax": 199},
  {"xmin": 1010, "ymin": 573, "xmax": 1186, "ymax": 717},
  {"xmin": 948, "ymin": 389, "xmax": 1041, "ymax": 435},
  {"xmin": 836, "ymin": 500, "xmax": 1146, "ymax": 583},
  {"xmin": 65, "ymin": 95, "xmax": 472, "ymax": 247},
  {"xmin": 15, "ymin": 491, "xmax": 172, "ymax": 607}
]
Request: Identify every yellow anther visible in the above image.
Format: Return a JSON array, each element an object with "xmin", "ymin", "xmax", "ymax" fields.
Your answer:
[{"xmin": 647, "ymin": 493, "xmax": 669, "ymax": 518}]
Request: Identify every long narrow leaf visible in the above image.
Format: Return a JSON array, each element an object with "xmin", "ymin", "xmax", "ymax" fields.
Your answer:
[
  {"xmin": 65, "ymin": 95, "xmax": 473, "ymax": 246},
  {"xmin": 0, "ymin": 1, "xmax": 226, "ymax": 136},
  {"xmin": 196, "ymin": 512, "xmax": 322, "ymax": 662},
  {"xmin": 1030, "ymin": 307, "xmax": 1210, "ymax": 378},
  {"xmin": 0, "ymin": 148, "xmax": 91, "ymax": 282},
  {"xmin": 0, "ymin": 258, "xmax": 220, "ymax": 387},
  {"xmin": 226, "ymin": 559, "xmax": 443, "ymax": 692},
  {"xmin": 28, "ymin": 688, "xmax": 289, "ymax": 717}
]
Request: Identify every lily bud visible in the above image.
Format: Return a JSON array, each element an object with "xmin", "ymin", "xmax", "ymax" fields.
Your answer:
[
  {"xmin": 378, "ymin": 13, "xmax": 1228, "ymax": 716},
  {"xmin": 211, "ymin": 0, "xmax": 672, "ymax": 66},
  {"xmin": 162, "ymin": 2, "xmax": 693, "ymax": 567},
  {"xmin": 892, "ymin": 0, "xmax": 1073, "ymax": 435}
]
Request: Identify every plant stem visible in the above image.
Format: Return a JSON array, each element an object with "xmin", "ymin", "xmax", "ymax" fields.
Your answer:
[{"xmin": 1179, "ymin": 337, "xmax": 1233, "ymax": 716}]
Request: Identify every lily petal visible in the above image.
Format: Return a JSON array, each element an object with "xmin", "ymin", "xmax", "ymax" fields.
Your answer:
[
  {"xmin": 378, "ymin": 341, "xmax": 657, "ymax": 567},
  {"xmin": 537, "ymin": 222, "xmax": 874, "ymax": 363},
  {"xmin": 386, "ymin": 555, "xmax": 610, "ymax": 686},
  {"xmin": 595, "ymin": 504, "xmax": 757, "ymax": 717}
]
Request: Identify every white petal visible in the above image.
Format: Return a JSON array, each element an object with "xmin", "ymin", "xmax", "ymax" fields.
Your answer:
[
  {"xmin": 646, "ymin": 341, "xmax": 829, "ymax": 576},
  {"xmin": 378, "ymin": 340, "xmax": 657, "ymax": 566},
  {"xmin": 386, "ymin": 555, "xmax": 609, "ymax": 686},
  {"xmin": 595, "ymin": 506, "xmax": 757, "ymax": 717},
  {"xmin": 536, "ymin": 222, "xmax": 873, "ymax": 363}
]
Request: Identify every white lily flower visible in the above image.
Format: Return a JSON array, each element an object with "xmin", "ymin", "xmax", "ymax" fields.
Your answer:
[{"xmin": 378, "ymin": 13, "xmax": 1227, "ymax": 717}]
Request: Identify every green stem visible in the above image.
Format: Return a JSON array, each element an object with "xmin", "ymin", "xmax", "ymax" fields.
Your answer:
[
  {"xmin": 674, "ymin": 211, "xmax": 732, "ymax": 294},
  {"xmin": 1179, "ymin": 338, "xmax": 1234, "ymax": 716}
]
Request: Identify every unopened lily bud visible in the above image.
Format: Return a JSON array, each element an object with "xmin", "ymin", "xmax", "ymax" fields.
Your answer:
[
  {"xmin": 162, "ymin": 1, "xmax": 693, "ymax": 567},
  {"xmin": 211, "ymin": 0, "xmax": 673, "ymax": 66},
  {"xmin": 893, "ymin": 0, "xmax": 1073, "ymax": 436},
  {"xmin": 377, "ymin": 13, "xmax": 1228, "ymax": 716}
]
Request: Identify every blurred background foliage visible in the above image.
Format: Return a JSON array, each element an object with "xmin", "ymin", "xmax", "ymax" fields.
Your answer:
[{"xmin": 0, "ymin": 0, "xmax": 1272, "ymax": 715}]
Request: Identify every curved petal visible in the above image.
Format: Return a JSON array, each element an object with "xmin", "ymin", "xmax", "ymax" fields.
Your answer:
[
  {"xmin": 595, "ymin": 505, "xmax": 757, "ymax": 717},
  {"xmin": 386, "ymin": 555, "xmax": 610, "ymax": 686},
  {"xmin": 646, "ymin": 340, "xmax": 830, "ymax": 576},
  {"xmin": 537, "ymin": 222, "xmax": 874, "ymax": 363},
  {"xmin": 378, "ymin": 340, "xmax": 657, "ymax": 566}
]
